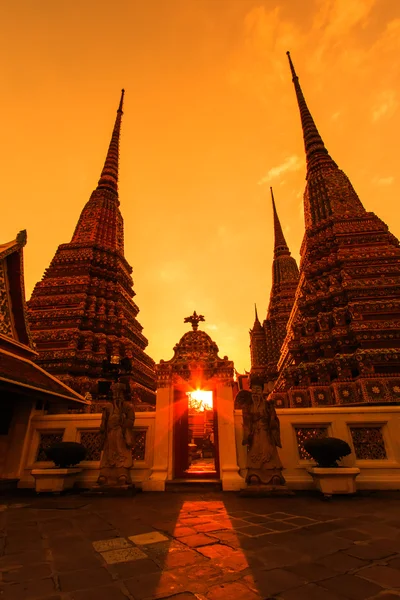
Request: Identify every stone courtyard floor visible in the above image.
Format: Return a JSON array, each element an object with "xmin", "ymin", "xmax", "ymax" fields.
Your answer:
[{"xmin": 1, "ymin": 491, "xmax": 400, "ymax": 600}]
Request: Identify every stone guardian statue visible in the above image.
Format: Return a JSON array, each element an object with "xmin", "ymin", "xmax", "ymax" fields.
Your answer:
[
  {"xmin": 236, "ymin": 378, "xmax": 292, "ymax": 495},
  {"xmin": 97, "ymin": 379, "xmax": 135, "ymax": 487}
]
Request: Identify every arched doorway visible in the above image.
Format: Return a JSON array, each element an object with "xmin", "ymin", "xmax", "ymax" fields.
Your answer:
[{"xmin": 173, "ymin": 387, "xmax": 220, "ymax": 479}]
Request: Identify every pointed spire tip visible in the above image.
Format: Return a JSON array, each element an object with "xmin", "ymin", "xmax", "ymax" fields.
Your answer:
[{"xmin": 118, "ymin": 89, "xmax": 125, "ymax": 113}]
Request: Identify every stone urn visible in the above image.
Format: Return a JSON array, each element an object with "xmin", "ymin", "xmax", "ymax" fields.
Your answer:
[
  {"xmin": 31, "ymin": 442, "xmax": 86, "ymax": 494},
  {"xmin": 307, "ymin": 467, "xmax": 360, "ymax": 498}
]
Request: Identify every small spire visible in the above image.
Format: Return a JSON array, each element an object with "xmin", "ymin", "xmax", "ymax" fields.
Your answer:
[
  {"xmin": 271, "ymin": 187, "xmax": 289, "ymax": 256},
  {"xmin": 97, "ymin": 89, "xmax": 125, "ymax": 194},
  {"xmin": 252, "ymin": 303, "xmax": 263, "ymax": 331},
  {"xmin": 286, "ymin": 51, "xmax": 335, "ymax": 172}
]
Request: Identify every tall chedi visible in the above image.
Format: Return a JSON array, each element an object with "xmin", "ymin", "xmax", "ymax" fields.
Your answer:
[
  {"xmin": 27, "ymin": 91, "xmax": 156, "ymax": 406},
  {"xmin": 270, "ymin": 53, "xmax": 400, "ymax": 409},
  {"xmin": 250, "ymin": 189, "xmax": 299, "ymax": 385}
]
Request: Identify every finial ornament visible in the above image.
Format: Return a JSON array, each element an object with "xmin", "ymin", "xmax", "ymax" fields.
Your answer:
[
  {"xmin": 184, "ymin": 311, "xmax": 205, "ymax": 331},
  {"xmin": 97, "ymin": 89, "xmax": 125, "ymax": 193},
  {"xmin": 16, "ymin": 230, "xmax": 27, "ymax": 247},
  {"xmin": 254, "ymin": 303, "xmax": 259, "ymax": 322},
  {"xmin": 286, "ymin": 51, "xmax": 298, "ymax": 81},
  {"xmin": 118, "ymin": 89, "xmax": 125, "ymax": 113}
]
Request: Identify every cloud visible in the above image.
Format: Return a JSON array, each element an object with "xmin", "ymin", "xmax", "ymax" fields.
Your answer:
[
  {"xmin": 331, "ymin": 111, "xmax": 341, "ymax": 120},
  {"xmin": 373, "ymin": 176, "xmax": 394, "ymax": 186},
  {"xmin": 372, "ymin": 90, "xmax": 398, "ymax": 122},
  {"xmin": 258, "ymin": 155, "xmax": 303, "ymax": 185},
  {"xmin": 206, "ymin": 324, "xmax": 218, "ymax": 331}
]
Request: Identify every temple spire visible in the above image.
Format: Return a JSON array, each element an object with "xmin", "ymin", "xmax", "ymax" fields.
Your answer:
[
  {"xmin": 286, "ymin": 51, "xmax": 365, "ymax": 228},
  {"xmin": 286, "ymin": 52, "xmax": 335, "ymax": 173},
  {"xmin": 97, "ymin": 89, "xmax": 125, "ymax": 194},
  {"xmin": 271, "ymin": 187, "xmax": 289, "ymax": 257}
]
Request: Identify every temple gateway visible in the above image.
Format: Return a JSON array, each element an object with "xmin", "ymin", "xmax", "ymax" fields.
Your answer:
[{"xmin": 3, "ymin": 52, "xmax": 400, "ymax": 493}]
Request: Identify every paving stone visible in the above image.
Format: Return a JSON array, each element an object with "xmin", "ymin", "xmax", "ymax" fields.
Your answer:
[
  {"xmin": 173, "ymin": 526, "xmax": 197, "ymax": 538},
  {"xmin": 5, "ymin": 539, "xmax": 44, "ymax": 555},
  {"xmin": 243, "ymin": 567, "xmax": 307, "ymax": 596},
  {"xmin": 256, "ymin": 545, "xmax": 308, "ymax": 569},
  {"xmin": 178, "ymin": 517, "xmax": 211, "ymax": 526},
  {"xmin": 226, "ymin": 511, "xmax": 255, "ymax": 518},
  {"xmin": 92, "ymin": 538, "xmax": 131, "ymax": 553},
  {"xmin": 387, "ymin": 557, "xmax": 400, "ymax": 570},
  {"xmin": 58, "ymin": 566, "xmax": 113, "ymax": 592},
  {"xmin": 70, "ymin": 583, "xmax": 129, "ymax": 600},
  {"xmin": 0, "ymin": 577, "xmax": 56, "ymax": 599},
  {"xmin": 237, "ymin": 515, "xmax": 271, "ymax": 525},
  {"xmin": 207, "ymin": 580, "xmax": 262, "ymax": 600},
  {"xmin": 232, "ymin": 524, "xmax": 272, "ymax": 536},
  {"xmin": 263, "ymin": 520, "xmax": 298, "ymax": 532},
  {"xmin": 284, "ymin": 516, "xmax": 318, "ymax": 526},
  {"xmin": 279, "ymin": 582, "xmax": 348, "ymax": 599},
  {"xmin": 162, "ymin": 550, "xmax": 203, "ymax": 569},
  {"xmin": 206, "ymin": 531, "xmax": 243, "ymax": 548},
  {"xmin": 334, "ymin": 529, "xmax": 371, "ymax": 542},
  {"xmin": 193, "ymin": 521, "xmax": 230, "ymax": 533},
  {"xmin": 2, "ymin": 562, "xmax": 52, "ymax": 583},
  {"xmin": 357, "ymin": 565, "xmax": 400, "ymax": 588},
  {"xmin": 317, "ymin": 551, "xmax": 368, "ymax": 573},
  {"xmin": 100, "ymin": 547, "xmax": 148, "ymax": 564},
  {"xmin": 286, "ymin": 560, "xmax": 339, "ymax": 582},
  {"xmin": 128, "ymin": 531, "xmax": 169, "ymax": 545},
  {"xmin": 345, "ymin": 539, "xmax": 400, "ymax": 561},
  {"xmin": 319, "ymin": 573, "xmax": 383, "ymax": 599},
  {"xmin": 123, "ymin": 571, "xmax": 184, "ymax": 599},
  {"xmin": 0, "ymin": 549, "xmax": 48, "ymax": 566},
  {"xmin": 52, "ymin": 550, "xmax": 101, "ymax": 572},
  {"xmin": 265, "ymin": 512, "xmax": 297, "ymax": 520},
  {"xmin": 369, "ymin": 593, "xmax": 400, "ymax": 599},
  {"xmin": 109, "ymin": 557, "xmax": 160, "ymax": 579},
  {"xmin": 179, "ymin": 533, "xmax": 215, "ymax": 548},
  {"xmin": 141, "ymin": 540, "xmax": 187, "ymax": 559}
]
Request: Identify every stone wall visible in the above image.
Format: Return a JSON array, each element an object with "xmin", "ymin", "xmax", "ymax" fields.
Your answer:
[
  {"xmin": 235, "ymin": 406, "xmax": 400, "ymax": 490},
  {"xmin": 18, "ymin": 412, "xmax": 156, "ymax": 489}
]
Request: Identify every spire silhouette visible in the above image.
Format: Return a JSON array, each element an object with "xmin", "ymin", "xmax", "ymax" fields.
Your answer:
[
  {"xmin": 71, "ymin": 90, "xmax": 127, "ymax": 251},
  {"xmin": 286, "ymin": 51, "xmax": 365, "ymax": 228},
  {"xmin": 271, "ymin": 187, "xmax": 289, "ymax": 257},
  {"xmin": 286, "ymin": 52, "xmax": 335, "ymax": 173},
  {"xmin": 97, "ymin": 89, "xmax": 125, "ymax": 194}
]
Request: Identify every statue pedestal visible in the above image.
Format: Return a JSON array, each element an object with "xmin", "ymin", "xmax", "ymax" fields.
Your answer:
[
  {"xmin": 83, "ymin": 484, "xmax": 136, "ymax": 497},
  {"xmin": 240, "ymin": 484, "xmax": 294, "ymax": 497}
]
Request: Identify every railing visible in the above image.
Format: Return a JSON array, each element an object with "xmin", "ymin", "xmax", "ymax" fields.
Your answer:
[
  {"xmin": 18, "ymin": 411, "xmax": 156, "ymax": 489},
  {"xmin": 234, "ymin": 405, "xmax": 400, "ymax": 490}
]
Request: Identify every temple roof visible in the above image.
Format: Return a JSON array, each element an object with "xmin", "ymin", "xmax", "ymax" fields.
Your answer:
[
  {"xmin": 0, "ymin": 344, "xmax": 88, "ymax": 403},
  {"xmin": 0, "ymin": 232, "xmax": 87, "ymax": 405},
  {"xmin": 157, "ymin": 313, "xmax": 234, "ymax": 386}
]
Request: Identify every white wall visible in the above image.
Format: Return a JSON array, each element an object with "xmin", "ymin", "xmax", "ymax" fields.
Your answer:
[
  {"xmin": 235, "ymin": 406, "xmax": 400, "ymax": 490},
  {"xmin": 18, "ymin": 412, "xmax": 156, "ymax": 489}
]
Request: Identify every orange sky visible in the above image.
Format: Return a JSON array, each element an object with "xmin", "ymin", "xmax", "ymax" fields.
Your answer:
[{"xmin": 1, "ymin": 0, "xmax": 400, "ymax": 372}]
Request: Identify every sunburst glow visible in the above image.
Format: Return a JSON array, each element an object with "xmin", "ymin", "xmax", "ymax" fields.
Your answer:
[{"xmin": 187, "ymin": 389, "xmax": 213, "ymax": 412}]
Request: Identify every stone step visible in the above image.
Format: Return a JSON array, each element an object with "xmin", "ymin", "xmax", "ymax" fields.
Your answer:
[{"xmin": 165, "ymin": 479, "xmax": 222, "ymax": 493}]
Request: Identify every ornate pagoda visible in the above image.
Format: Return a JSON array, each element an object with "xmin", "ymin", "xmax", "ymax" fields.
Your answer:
[
  {"xmin": 250, "ymin": 188, "xmax": 299, "ymax": 386},
  {"xmin": 27, "ymin": 91, "xmax": 156, "ymax": 406},
  {"xmin": 270, "ymin": 53, "xmax": 400, "ymax": 409}
]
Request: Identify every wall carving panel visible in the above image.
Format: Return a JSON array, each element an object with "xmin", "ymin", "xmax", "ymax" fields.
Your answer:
[
  {"xmin": 36, "ymin": 431, "xmax": 64, "ymax": 462},
  {"xmin": 350, "ymin": 426, "xmax": 387, "ymax": 460},
  {"xmin": 80, "ymin": 430, "xmax": 103, "ymax": 461},
  {"xmin": 295, "ymin": 426, "xmax": 328, "ymax": 460},
  {"xmin": 132, "ymin": 430, "xmax": 146, "ymax": 461}
]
